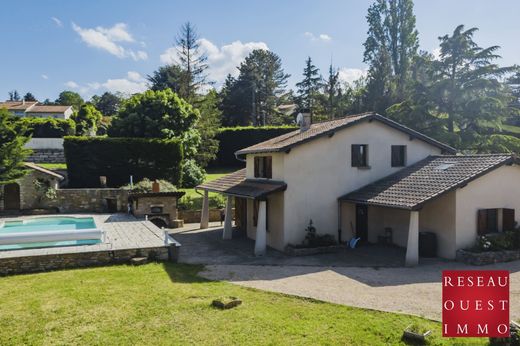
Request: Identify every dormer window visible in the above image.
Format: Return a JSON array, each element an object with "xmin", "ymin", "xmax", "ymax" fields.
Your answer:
[
  {"xmin": 254, "ymin": 156, "xmax": 272, "ymax": 178},
  {"xmin": 351, "ymin": 144, "xmax": 368, "ymax": 167}
]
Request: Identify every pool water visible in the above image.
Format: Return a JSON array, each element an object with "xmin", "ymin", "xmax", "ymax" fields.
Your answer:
[{"xmin": 0, "ymin": 217, "xmax": 101, "ymax": 251}]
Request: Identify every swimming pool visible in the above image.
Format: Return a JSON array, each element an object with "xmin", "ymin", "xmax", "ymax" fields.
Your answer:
[{"xmin": 0, "ymin": 216, "xmax": 103, "ymax": 251}]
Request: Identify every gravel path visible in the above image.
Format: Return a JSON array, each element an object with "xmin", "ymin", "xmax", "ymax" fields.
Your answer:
[{"xmin": 200, "ymin": 261, "xmax": 520, "ymax": 321}]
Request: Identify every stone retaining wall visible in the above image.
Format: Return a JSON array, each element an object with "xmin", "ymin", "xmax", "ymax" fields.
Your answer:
[
  {"xmin": 179, "ymin": 208, "xmax": 223, "ymax": 223},
  {"xmin": 0, "ymin": 246, "xmax": 176, "ymax": 276},
  {"xmin": 456, "ymin": 248, "xmax": 520, "ymax": 265},
  {"xmin": 26, "ymin": 149, "xmax": 65, "ymax": 163}
]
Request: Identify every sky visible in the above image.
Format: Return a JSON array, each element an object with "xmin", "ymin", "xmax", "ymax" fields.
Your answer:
[{"xmin": 1, "ymin": 0, "xmax": 519, "ymax": 101}]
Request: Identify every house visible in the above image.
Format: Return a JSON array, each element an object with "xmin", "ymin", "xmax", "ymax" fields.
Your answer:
[
  {"xmin": 0, "ymin": 101, "xmax": 73, "ymax": 119},
  {"xmin": 197, "ymin": 112, "xmax": 520, "ymax": 266},
  {"xmin": 0, "ymin": 163, "xmax": 64, "ymax": 211}
]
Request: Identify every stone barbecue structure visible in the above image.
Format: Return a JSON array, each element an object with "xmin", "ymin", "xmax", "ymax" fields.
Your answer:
[{"xmin": 129, "ymin": 191, "xmax": 185, "ymax": 228}]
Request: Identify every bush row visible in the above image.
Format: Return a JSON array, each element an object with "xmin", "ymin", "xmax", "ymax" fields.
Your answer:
[
  {"xmin": 64, "ymin": 137, "xmax": 183, "ymax": 188},
  {"xmin": 16, "ymin": 118, "xmax": 76, "ymax": 138},
  {"xmin": 209, "ymin": 126, "xmax": 297, "ymax": 167}
]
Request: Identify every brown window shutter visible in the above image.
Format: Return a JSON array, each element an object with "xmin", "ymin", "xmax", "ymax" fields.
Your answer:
[
  {"xmin": 253, "ymin": 200, "xmax": 259, "ymax": 226},
  {"xmin": 477, "ymin": 209, "xmax": 488, "ymax": 235},
  {"xmin": 265, "ymin": 157, "xmax": 272, "ymax": 178},
  {"xmin": 254, "ymin": 157, "xmax": 260, "ymax": 177},
  {"xmin": 503, "ymin": 208, "xmax": 515, "ymax": 231}
]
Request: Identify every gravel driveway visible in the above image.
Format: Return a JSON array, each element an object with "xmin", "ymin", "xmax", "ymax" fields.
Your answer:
[{"xmin": 200, "ymin": 261, "xmax": 520, "ymax": 321}]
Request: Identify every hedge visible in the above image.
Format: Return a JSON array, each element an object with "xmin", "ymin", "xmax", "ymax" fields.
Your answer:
[
  {"xmin": 209, "ymin": 126, "xmax": 297, "ymax": 167},
  {"xmin": 64, "ymin": 137, "xmax": 183, "ymax": 188},
  {"xmin": 16, "ymin": 118, "xmax": 76, "ymax": 138}
]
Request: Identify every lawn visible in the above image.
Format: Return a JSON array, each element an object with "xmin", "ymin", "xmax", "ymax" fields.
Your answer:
[
  {"xmin": 0, "ymin": 263, "xmax": 484, "ymax": 345},
  {"xmin": 179, "ymin": 167, "xmax": 238, "ymax": 210}
]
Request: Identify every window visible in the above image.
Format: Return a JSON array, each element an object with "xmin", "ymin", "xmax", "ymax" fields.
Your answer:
[
  {"xmin": 351, "ymin": 144, "xmax": 368, "ymax": 167},
  {"xmin": 254, "ymin": 156, "xmax": 272, "ymax": 178},
  {"xmin": 478, "ymin": 208, "xmax": 515, "ymax": 234},
  {"xmin": 391, "ymin": 145, "xmax": 407, "ymax": 167}
]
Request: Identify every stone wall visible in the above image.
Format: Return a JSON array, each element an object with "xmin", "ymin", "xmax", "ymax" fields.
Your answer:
[
  {"xmin": 26, "ymin": 149, "xmax": 65, "ymax": 163},
  {"xmin": 45, "ymin": 188, "xmax": 129, "ymax": 213},
  {"xmin": 179, "ymin": 208, "xmax": 224, "ymax": 223},
  {"xmin": 456, "ymin": 248, "xmax": 520, "ymax": 265},
  {"xmin": 0, "ymin": 246, "xmax": 177, "ymax": 276}
]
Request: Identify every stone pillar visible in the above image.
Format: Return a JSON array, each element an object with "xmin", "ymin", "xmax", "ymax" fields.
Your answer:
[
  {"xmin": 200, "ymin": 190, "xmax": 209, "ymax": 229},
  {"xmin": 405, "ymin": 210, "xmax": 420, "ymax": 267},
  {"xmin": 222, "ymin": 195, "xmax": 233, "ymax": 240},
  {"xmin": 254, "ymin": 200, "xmax": 267, "ymax": 256}
]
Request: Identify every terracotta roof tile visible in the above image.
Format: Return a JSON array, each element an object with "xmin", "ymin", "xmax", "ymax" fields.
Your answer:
[
  {"xmin": 339, "ymin": 154, "xmax": 516, "ymax": 210},
  {"xmin": 235, "ymin": 113, "xmax": 456, "ymax": 157}
]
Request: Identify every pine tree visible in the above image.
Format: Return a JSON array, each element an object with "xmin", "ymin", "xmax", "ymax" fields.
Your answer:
[
  {"xmin": 295, "ymin": 57, "xmax": 323, "ymax": 120},
  {"xmin": 23, "ymin": 92, "xmax": 37, "ymax": 102},
  {"xmin": 324, "ymin": 64, "xmax": 341, "ymax": 119},
  {"xmin": 0, "ymin": 109, "xmax": 31, "ymax": 184},
  {"xmin": 175, "ymin": 22, "xmax": 209, "ymax": 101}
]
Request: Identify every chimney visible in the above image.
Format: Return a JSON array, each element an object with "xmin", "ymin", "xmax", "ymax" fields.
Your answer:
[
  {"xmin": 152, "ymin": 180, "xmax": 160, "ymax": 193},
  {"xmin": 297, "ymin": 109, "xmax": 311, "ymax": 132}
]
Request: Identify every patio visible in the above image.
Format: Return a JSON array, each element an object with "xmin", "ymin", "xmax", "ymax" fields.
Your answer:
[{"xmin": 170, "ymin": 224, "xmax": 407, "ymax": 267}]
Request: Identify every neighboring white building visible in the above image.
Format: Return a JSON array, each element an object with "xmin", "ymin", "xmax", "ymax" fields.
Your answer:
[
  {"xmin": 198, "ymin": 112, "xmax": 520, "ymax": 266},
  {"xmin": 0, "ymin": 101, "xmax": 73, "ymax": 119}
]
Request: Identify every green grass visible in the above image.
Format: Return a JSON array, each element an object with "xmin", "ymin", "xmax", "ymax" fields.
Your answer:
[
  {"xmin": 35, "ymin": 163, "xmax": 67, "ymax": 170},
  {"xmin": 0, "ymin": 263, "xmax": 484, "ymax": 345},
  {"xmin": 179, "ymin": 167, "xmax": 238, "ymax": 209}
]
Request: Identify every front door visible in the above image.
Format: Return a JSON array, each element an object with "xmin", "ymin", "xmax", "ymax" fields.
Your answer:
[
  {"xmin": 4, "ymin": 183, "xmax": 21, "ymax": 210},
  {"xmin": 355, "ymin": 204, "xmax": 368, "ymax": 242},
  {"xmin": 234, "ymin": 197, "xmax": 248, "ymax": 232}
]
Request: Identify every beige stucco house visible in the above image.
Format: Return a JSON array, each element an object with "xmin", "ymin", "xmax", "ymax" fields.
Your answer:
[{"xmin": 197, "ymin": 112, "xmax": 520, "ymax": 266}]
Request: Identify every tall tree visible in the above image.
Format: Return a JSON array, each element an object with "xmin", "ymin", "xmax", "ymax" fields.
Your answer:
[
  {"xmin": 323, "ymin": 64, "xmax": 342, "ymax": 119},
  {"xmin": 295, "ymin": 57, "xmax": 323, "ymax": 120},
  {"xmin": 432, "ymin": 25, "xmax": 516, "ymax": 143},
  {"xmin": 90, "ymin": 92, "xmax": 123, "ymax": 116},
  {"xmin": 234, "ymin": 49, "xmax": 290, "ymax": 126},
  {"xmin": 0, "ymin": 109, "xmax": 31, "ymax": 184},
  {"xmin": 56, "ymin": 91, "xmax": 84, "ymax": 110},
  {"xmin": 23, "ymin": 92, "xmax": 37, "ymax": 102},
  {"xmin": 175, "ymin": 22, "xmax": 209, "ymax": 101},
  {"xmin": 363, "ymin": 0, "xmax": 419, "ymax": 112},
  {"xmin": 8, "ymin": 90, "xmax": 20, "ymax": 101},
  {"xmin": 147, "ymin": 65, "xmax": 184, "ymax": 94}
]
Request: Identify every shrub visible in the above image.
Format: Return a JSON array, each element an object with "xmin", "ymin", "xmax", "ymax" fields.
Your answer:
[
  {"xmin": 178, "ymin": 194, "xmax": 225, "ymax": 211},
  {"xmin": 209, "ymin": 126, "xmax": 297, "ymax": 167},
  {"xmin": 302, "ymin": 219, "xmax": 336, "ymax": 248},
  {"xmin": 122, "ymin": 178, "xmax": 177, "ymax": 193},
  {"xmin": 64, "ymin": 136, "xmax": 183, "ymax": 188},
  {"xmin": 181, "ymin": 159, "xmax": 206, "ymax": 188},
  {"xmin": 15, "ymin": 118, "xmax": 76, "ymax": 138},
  {"xmin": 474, "ymin": 229, "xmax": 520, "ymax": 252}
]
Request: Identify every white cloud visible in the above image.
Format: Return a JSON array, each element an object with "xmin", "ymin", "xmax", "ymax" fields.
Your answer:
[
  {"xmin": 160, "ymin": 39, "xmax": 269, "ymax": 84},
  {"xmin": 65, "ymin": 72, "xmax": 147, "ymax": 98},
  {"xmin": 338, "ymin": 68, "xmax": 368, "ymax": 85},
  {"xmin": 65, "ymin": 81, "xmax": 79, "ymax": 89},
  {"xmin": 51, "ymin": 17, "xmax": 62, "ymax": 27},
  {"xmin": 72, "ymin": 22, "xmax": 147, "ymax": 61},
  {"xmin": 304, "ymin": 32, "xmax": 332, "ymax": 42},
  {"xmin": 41, "ymin": 74, "xmax": 49, "ymax": 80}
]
